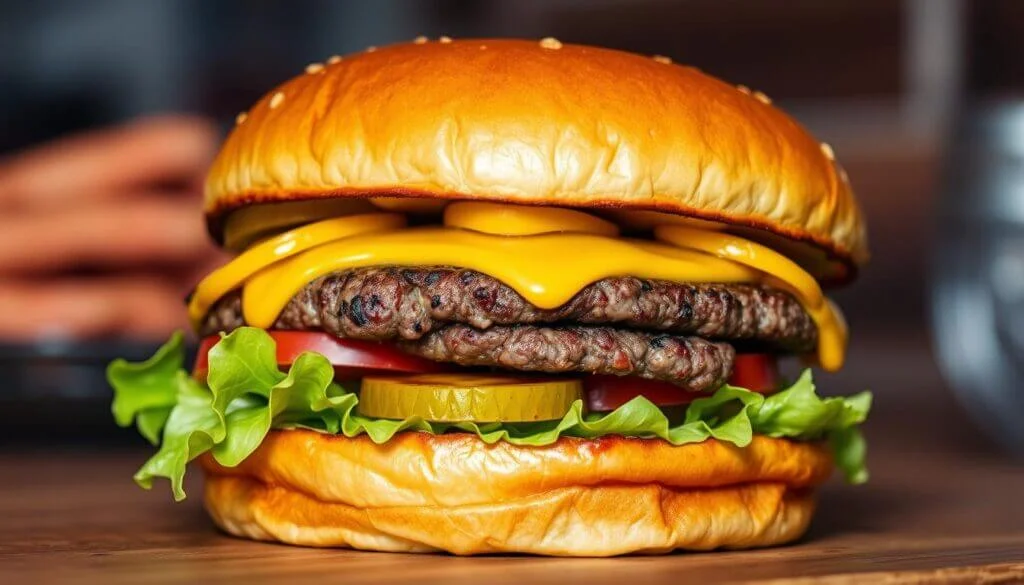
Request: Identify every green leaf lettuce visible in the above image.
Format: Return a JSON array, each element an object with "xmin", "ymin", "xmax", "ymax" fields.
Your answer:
[{"xmin": 109, "ymin": 328, "xmax": 872, "ymax": 500}]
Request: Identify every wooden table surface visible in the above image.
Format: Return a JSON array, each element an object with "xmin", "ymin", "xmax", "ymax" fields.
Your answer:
[{"xmin": 2, "ymin": 339, "xmax": 1023, "ymax": 584}]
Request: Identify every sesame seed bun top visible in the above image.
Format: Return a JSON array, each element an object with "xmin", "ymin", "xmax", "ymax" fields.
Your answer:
[{"xmin": 205, "ymin": 38, "xmax": 868, "ymax": 277}]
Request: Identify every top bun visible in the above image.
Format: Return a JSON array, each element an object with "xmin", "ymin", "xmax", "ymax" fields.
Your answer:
[{"xmin": 205, "ymin": 38, "xmax": 867, "ymax": 271}]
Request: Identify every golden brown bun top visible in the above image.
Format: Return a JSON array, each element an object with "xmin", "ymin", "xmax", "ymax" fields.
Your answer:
[{"xmin": 206, "ymin": 38, "xmax": 868, "ymax": 269}]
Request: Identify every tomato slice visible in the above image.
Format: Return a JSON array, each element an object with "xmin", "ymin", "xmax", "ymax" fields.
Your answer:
[
  {"xmin": 584, "ymin": 376, "xmax": 692, "ymax": 411},
  {"xmin": 584, "ymin": 354, "xmax": 779, "ymax": 412},
  {"xmin": 193, "ymin": 330, "xmax": 452, "ymax": 380},
  {"xmin": 730, "ymin": 353, "xmax": 780, "ymax": 393}
]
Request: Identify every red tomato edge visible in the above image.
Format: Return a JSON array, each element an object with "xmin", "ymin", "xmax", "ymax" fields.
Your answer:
[{"xmin": 193, "ymin": 331, "xmax": 453, "ymax": 380}]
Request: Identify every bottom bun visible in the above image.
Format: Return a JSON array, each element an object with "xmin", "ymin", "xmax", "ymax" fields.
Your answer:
[{"xmin": 201, "ymin": 430, "xmax": 831, "ymax": 556}]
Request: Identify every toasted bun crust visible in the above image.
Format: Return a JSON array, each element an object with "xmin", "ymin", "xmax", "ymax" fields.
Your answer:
[
  {"xmin": 205, "ymin": 39, "xmax": 867, "ymax": 269},
  {"xmin": 201, "ymin": 430, "xmax": 832, "ymax": 556}
]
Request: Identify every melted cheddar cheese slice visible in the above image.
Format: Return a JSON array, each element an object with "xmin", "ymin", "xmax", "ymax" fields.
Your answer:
[{"xmin": 188, "ymin": 204, "xmax": 847, "ymax": 371}]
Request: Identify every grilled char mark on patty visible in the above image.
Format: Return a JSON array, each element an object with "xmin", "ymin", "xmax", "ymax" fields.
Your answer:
[
  {"xmin": 399, "ymin": 324, "xmax": 735, "ymax": 392},
  {"xmin": 202, "ymin": 267, "xmax": 816, "ymax": 352}
]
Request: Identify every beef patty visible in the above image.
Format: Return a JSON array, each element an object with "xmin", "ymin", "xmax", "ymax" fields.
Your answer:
[
  {"xmin": 202, "ymin": 266, "xmax": 816, "ymax": 351},
  {"xmin": 399, "ymin": 324, "xmax": 734, "ymax": 391},
  {"xmin": 199, "ymin": 267, "xmax": 815, "ymax": 392}
]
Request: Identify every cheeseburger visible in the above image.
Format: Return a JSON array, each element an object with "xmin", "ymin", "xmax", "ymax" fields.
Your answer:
[{"xmin": 109, "ymin": 38, "xmax": 871, "ymax": 556}]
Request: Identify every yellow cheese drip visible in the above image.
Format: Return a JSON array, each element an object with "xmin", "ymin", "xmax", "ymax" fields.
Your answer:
[
  {"xmin": 655, "ymin": 225, "xmax": 847, "ymax": 371},
  {"xmin": 188, "ymin": 213, "xmax": 406, "ymax": 325},
  {"xmin": 444, "ymin": 201, "xmax": 620, "ymax": 237}
]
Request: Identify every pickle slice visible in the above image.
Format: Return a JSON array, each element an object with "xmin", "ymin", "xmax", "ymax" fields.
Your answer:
[{"xmin": 358, "ymin": 374, "xmax": 583, "ymax": 422}]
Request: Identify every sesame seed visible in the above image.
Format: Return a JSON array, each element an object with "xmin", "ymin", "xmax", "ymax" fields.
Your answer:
[
  {"xmin": 413, "ymin": 36, "xmax": 428, "ymax": 44},
  {"xmin": 439, "ymin": 36, "xmax": 452, "ymax": 44},
  {"xmin": 820, "ymin": 142, "xmax": 835, "ymax": 161},
  {"xmin": 480, "ymin": 45, "xmax": 487, "ymax": 50},
  {"xmin": 753, "ymin": 90, "xmax": 772, "ymax": 104},
  {"xmin": 305, "ymin": 63, "xmax": 324, "ymax": 74},
  {"xmin": 653, "ymin": 55, "xmax": 672, "ymax": 64},
  {"xmin": 326, "ymin": 55, "xmax": 342, "ymax": 64},
  {"xmin": 235, "ymin": 112, "xmax": 248, "ymax": 125},
  {"xmin": 839, "ymin": 167, "xmax": 849, "ymax": 182},
  {"xmin": 737, "ymin": 85, "xmax": 751, "ymax": 95},
  {"xmin": 539, "ymin": 37, "xmax": 562, "ymax": 50},
  {"xmin": 366, "ymin": 46, "xmax": 377, "ymax": 53},
  {"xmin": 269, "ymin": 92, "xmax": 284, "ymax": 109}
]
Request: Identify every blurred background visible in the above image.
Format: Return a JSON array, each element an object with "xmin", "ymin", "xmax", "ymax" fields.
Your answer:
[{"xmin": 1, "ymin": 0, "xmax": 1022, "ymax": 456}]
